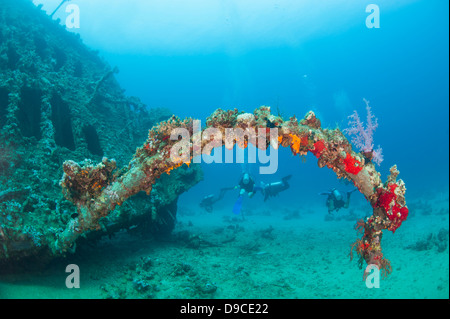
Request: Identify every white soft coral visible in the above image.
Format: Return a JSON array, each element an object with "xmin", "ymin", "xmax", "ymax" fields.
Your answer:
[{"xmin": 343, "ymin": 98, "xmax": 383, "ymax": 165}]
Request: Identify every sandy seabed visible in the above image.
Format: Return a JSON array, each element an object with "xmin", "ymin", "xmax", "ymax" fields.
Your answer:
[{"xmin": 0, "ymin": 191, "xmax": 448, "ymax": 299}]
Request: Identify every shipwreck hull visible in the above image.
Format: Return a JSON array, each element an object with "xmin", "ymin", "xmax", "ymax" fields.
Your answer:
[{"xmin": 0, "ymin": 0, "xmax": 202, "ymax": 268}]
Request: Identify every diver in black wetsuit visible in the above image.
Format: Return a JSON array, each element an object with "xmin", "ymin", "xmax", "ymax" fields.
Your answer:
[
  {"xmin": 261, "ymin": 175, "xmax": 292, "ymax": 202},
  {"xmin": 238, "ymin": 173, "xmax": 292, "ymax": 200},
  {"xmin": 319, "ymin": 188, "xmax": 357, "ymax": 214},
  {"xmin": 199, "ymin": 187, "xmax": 234, "ymax": 213},
  {"xmin": 199, "ymin": 173, "xmax": 293, "ymax": 213},
  {"xmin": 199, "ymin": 174, "xmax": 257, "ymax": 213},
  {"xmin": 238, "ymin": 173, "xmax": 257, "ymax": 198}
]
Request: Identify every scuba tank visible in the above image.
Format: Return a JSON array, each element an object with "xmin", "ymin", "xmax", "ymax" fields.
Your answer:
[{"xmin": 332, "ymin": 188, "xmax": 343, "ymax": 201}]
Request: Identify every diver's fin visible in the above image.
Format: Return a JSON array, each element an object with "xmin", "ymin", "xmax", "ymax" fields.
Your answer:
[
  {"xmin": 282, "ymin": 175, "xmax": 292, "ymax": 183},
  {"xmin": 347, "ymin": 188, "xmax": 358, "ymax": 198},
  {"xmin": 233, "ymin": 196, "xmax": 243, "ymax": 215}
]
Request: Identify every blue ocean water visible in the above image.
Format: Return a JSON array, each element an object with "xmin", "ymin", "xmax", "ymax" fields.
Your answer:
[
  {"xmin": 18, "ymin": 0, "xmax": 449, "ymax": 299},
  {"xmin": 84, "ymin": 0, "xmax": 449, "ymax": 207}
]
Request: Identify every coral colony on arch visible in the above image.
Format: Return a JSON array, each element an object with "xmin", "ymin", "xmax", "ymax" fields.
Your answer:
[
  {"xmin": 168, "ymin": 118, "xmax": 280, "ymax": 174},
  {"xmin": 58, "ymin": 105, "xmax": 408, "ymax": 279},
  {"xmin": 344, "ymin": 98, "xmax": 384, "ymax": 166}
]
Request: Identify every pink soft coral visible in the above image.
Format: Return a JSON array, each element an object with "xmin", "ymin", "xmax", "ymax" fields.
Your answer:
[{"xmin": 344, "ymin": 99, "xmax": 383, "ymax": 166}]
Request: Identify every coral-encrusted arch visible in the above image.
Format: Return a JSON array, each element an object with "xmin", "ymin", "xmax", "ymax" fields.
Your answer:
[{"xmin": 59, "ymin": 106, "xmax": 408, "ymax": 277}]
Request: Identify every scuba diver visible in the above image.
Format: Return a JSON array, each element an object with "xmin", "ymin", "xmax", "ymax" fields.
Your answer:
[
  {"xmin": 236, "ymin": 173, "xmax": 292, "ymax": 200},
  {"xmin": 319, "ymin": 188, "xmax": 357, "ymax": 214},
  {"xmin": 233, "ymin": 173, "xmax": 292, "ymax": 214},
  {"xmin": 199, "ymin": 173, "xmax": 292, "ymax": 214},
  {"xmin": 199, "ymin": 187, "xmax": 234, "ymax": 213},
  {"xmin": 237, "ymin": 173, "xmax": 258, "ymax": 198},
  {"xmin": 233, "ymin": 173, "xmax": 260, "ymax": 215},
  {"xmin": 261, "ymin": 175, "xmax": 292, "ymax": 202}
]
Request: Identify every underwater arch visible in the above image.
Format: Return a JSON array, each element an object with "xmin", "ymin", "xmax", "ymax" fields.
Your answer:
[{"xmin": 57, "ymin": 106, "xmax": 408, "ymax": 277}]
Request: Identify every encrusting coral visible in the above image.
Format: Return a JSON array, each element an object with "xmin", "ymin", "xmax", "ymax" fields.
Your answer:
[
  {"xmin": 0, "ymin": 0, "xmax": 203, "ymax": 268},
  {"xmin": 58, "ymin": 106, "xmax": 408, "ymax": 277}
]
